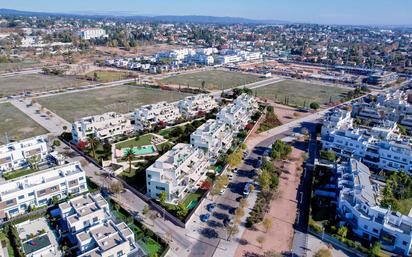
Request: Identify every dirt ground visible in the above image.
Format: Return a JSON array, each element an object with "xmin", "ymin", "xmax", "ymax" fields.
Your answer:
[
  {"xmin": 270, "ymin": 102, "xmax": 311, "ymax": 124},
  {"xmin": 235, "ymin": 146, "xmax": 304, "ymax": 257},
  {"xmin": 95, "ymin": 44, "xmax": 181, "ymax": 57}
]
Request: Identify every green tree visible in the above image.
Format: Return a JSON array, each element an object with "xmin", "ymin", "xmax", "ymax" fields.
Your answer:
[
  {"xmin": 337, "ymin": 226, "xmax": 348, "ymax": 239},
  {"xmin": 227, "ymin": 150, "xmax": 242, "ymax": 167},
  {"xmin": 262, "ymin": 217, "xmax": 273, "ymax": 233},
  {"xmin": 370, "ymin": 242, "xmax": 381, "ymax": 257},
  {"xmin": 159, "ymin": 191, "xmax": 167, "ymax": 206},
  {"xmin": 398, "ymin": 124, "xmax": 408, "ymax": 136},
  {"xmin": 226, "ymin": 224, "xmax": 239, "ymax": 241},
  {"xmin": 320, "ymin": 150, "xmax": 336, "ymax": 162},
  {"xmin": 314, "ymin": 248, "xmax": 332, "ymax": 257},
  {"xmin": 176, "ymin": 202, "xmax": 188, "ymax": 219},
  {"xmin": 87, "ymin": 135, "xmax": 99, "ymax": 160},
  {"xmin": 309, "ymin": 102, "xmax": 320, "ymax": 110},
  {"xmin": 257, "ymin": 170, "xmax": 272, "ymax": 192},
  {"xmin": 124, "ymin": 148, "xmax": 134, "ymax": 173}
]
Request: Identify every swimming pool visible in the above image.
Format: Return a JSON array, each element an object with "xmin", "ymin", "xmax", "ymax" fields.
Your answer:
[{"xmin": 123, "ymin": 145, "xmax": 156, "ymax": 156}]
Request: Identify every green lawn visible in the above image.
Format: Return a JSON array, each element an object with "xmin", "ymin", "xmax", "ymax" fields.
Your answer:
[
  {"xmin": 3, "ymin": 168, "xmax": 37, "ymax": 180},
  {"xmin": 160, "ymin": 70, "xmax": 265, "ymax": 90},
  {"xmin": 254, "ymin": 80, "xmax": 352, "ymax": 107},
  {"xmin": 0, "ymin": 230, "xmax": 14, "ymax": 257},
  {"xmin": 183, "ymin": 189, "xmax": 205, "ymax": 209},
  {"xmin": 140, "ymin": 237, "xmax": 165, "ymax": 257},
  {"xmin": 83, "ymin": 70, "xmax": 131, "ymax": 83},
  {"xmin": 397, "ymin": 198, "xmax": 412, "ymax": 215},
  {"xmin": 0, "ymin": 103, "xmax": 48, "ymax": 144},
  {"xmin": 116, "ymin": 134, "xmax": 153, "ymax": 149},
  {"xmin": 0, "ymin": 74, "xmax": 91, "ymax": 97},
  {"xmin": 37, "ymin": 85, "xmax": 192, "ymax": 122}
]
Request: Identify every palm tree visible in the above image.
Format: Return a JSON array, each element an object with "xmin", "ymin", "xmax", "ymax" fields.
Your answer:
[
  {"xmin": 28, "ymin": 155, "xmax": 41, "ymax": 170},
  {"xmin": 87, "ymin": 135, "xmax": 99, "ymax": 160},
  {"xmin": 124, "ymin": 148, "xmax": 134, "ymax": 173}
]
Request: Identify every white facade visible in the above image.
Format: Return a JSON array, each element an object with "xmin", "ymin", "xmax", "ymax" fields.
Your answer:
[
  {"xmin": 0, "ymin": 136, "xmax": 48, "ymax": 173},
  {"xmin": 321, "ymin": 110, "xmax": 412, "ymax": 173},
  {"xmin": 134, "ymin": 102, "xmax": 181, "ymax": 131},
  {"xmin": 78, "ymin": 28, "xmax": 107, "ymax": 40},
  {"xmin": 190, "ymin": 119, "xmax": 233, "ymax": 160},
  {"xmin": 337, "ymin": 159, "xmax": 412, "ymax": 256},
  {"xmin": 178, "ymin": 94, "xmax": 218, "ymax": 118},
  {"xmin": 217, "ymin": 94, "xmax": 258, "ymax": 132},
  {"xmin": 215, "ymin": 55, "xmax": 242, "ymax": 64},
  {"xmin": 0, "ymin": 162, "xmax": 88, "ymax": 221},
  {"xmin": 71, "ymin": 112, "xmax": 133, "ymax": 144},
  {"xmin": 59, "ymin": 193, "xmax": 141, "ymax": 257},
  {"xmin": 146, "ymin": 143, "xmax": 209, "ymax": 204}
]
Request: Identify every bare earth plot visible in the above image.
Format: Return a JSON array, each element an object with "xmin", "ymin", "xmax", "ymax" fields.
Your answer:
[
  {"xmin": 160, "ymin": 70, "xmax": 264, "ymax": 90},
  {"xmin": 0, "ymin": 102, "xmax": 48, "ymax": 144},
  {"xmin": 0, "ymin": 74, "xmax": 91, "ymax": 97},
  {"xmin": 0, "ymin": 60, "xmax": 41, "ymax": 73},
  {"xmin": 37, "ymin": 85, "xmax": 193, "ymax": 122},
  {"xmin": 254, "ymin": 80, "xmax": 352, "ymax": 107}
]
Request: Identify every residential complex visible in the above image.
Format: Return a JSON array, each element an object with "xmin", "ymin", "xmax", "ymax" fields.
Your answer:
[
  {"xmin": 59, "ymin": 193, "xmax": 142, "ymax": 257},
  {"xmin": 321, "ymin": 110, "xmax": 412, "ymax": 173},
  {"xmin": 71, "ymin": 112, "xmax": 134, "ymax": 144},
  {"xmin": 336, "ymin": 159, "xmax": 412, "ymax": 256},
  {"xmin": 0, "ymin": 136, "xmax": 48, "ymax": 173},
  {"xmin": 217, "ymin": 93, "xmax": 258, "ymax": 132},
  {"xmin": 78, "ymin": 28, "xmax": 107, "ymax": 40},
  {"xmin": 134, "ymin": 101, "xmax": 181, "ymax": 131},
  {"xmin": 0, "ymin": 161, "xmax": 87, "ymax": 222},
  {"xmin": 190, "ymin": 119, "xmax": 233, "ymax": 160},
  {"xmin": 146, "ymin": 143, "xmax": 209, "ymax": 204},
  {"xmin": 178, "ymin": 94, "xmax": 218, "ymax": 118}
]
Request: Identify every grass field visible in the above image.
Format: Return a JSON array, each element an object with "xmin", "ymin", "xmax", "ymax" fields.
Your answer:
[
  {"xmin": 0, "ymin": 74, "xmax": 91, "ymax": 97},
  {"xmin": 37, "ymin": 85, "xmax": 192, "ymax": 122},
  {"xmin": 83, "ymin": 70, "xmax": 131, "ymax": 83},
  {"xmin": 116, "ymin": 134, "xmax": 153, "ymax": 149},
  {"xmin": 0, "ymin": 60, "xmax": 41, "ymax": 72},
  {"xmin": 254, "ymin": 80, "xmax": 352, "ymax": 107},
  {"xmin": 0, "ymin": 103, "xmax": 47, "ymax": 144},
  {"xmin": 160, "ymin": 70, "xmax": 264, "ymax": 90}
]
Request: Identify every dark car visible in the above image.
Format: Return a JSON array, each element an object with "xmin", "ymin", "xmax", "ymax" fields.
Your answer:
[
  {"xmin": 207, "ymin": 203, "xmax": 217, "ymax": 212},
  {"xmin": 200, "ymin": 213, "xmax": 211, "ymax": 222}
]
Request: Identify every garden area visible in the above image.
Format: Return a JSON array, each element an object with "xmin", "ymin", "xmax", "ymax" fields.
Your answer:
[
  {"xmin": 257, "ymin": 106, "xmax": 282, "ymax": 133},
  {"xmin": 110, "ymin": 199, "xmax": 168, "ymax": 257},
  {"xmin": 80, "ymin": 70, "xmax": 134, "ymax": 83},
  {"xmin": 380, "ymin": 171, "xmax": 412, "ymax": 215},
  {"xmin": 3, "ymin": 168, "xmax": 37, "ymax": 180}
]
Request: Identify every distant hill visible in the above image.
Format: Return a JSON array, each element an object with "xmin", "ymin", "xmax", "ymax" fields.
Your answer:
[{"xmin": 0, "ymin": 8, "xmax": 290, "ymax": 25}]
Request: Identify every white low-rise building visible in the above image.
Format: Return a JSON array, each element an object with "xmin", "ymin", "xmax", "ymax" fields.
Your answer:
[
  {"xmin": 217, "ymin": 94, "xmax": 258, "ymax": 132},
  {"xmin": 337, "ymin": 159, "xmax": 412, "ymax": 256},
  {"xmin": 134, "ymin": 102, "xmax": 181, "ymax": 131},
  {"xmin": 190, "ymin": 119, "xmax": 233, "ymax": 160},
  {"xmin": 0, "ymin": 136, "xmax": 48, "ymax": 173},
  {"xmin": 59, "ymin": 193, "xmax": 142, "ymax": 257},
  {"xmin": 178, "ymin": 94, "xmax": 218, "ymax": 118},
  {"xmin": 146, "ymin": 143, "xmax": 209, "ymax": 204},
  {"xmin": 0, "ymin": 161, "xmax": 88, "ymax": 222},
  {"xmin": 71, "ymin": 112, "xmax": 133, "ymax": 144},
  {"xmin": 78, "ymin": 28, "xmax": 107, "ymax": 40}
]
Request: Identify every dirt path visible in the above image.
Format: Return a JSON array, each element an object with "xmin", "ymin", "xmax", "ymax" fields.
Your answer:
[{"xmin": 235, "ymin": 147, "xmax": 304, "ymax": 256}]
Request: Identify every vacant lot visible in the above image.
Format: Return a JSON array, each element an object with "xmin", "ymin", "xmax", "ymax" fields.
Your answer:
[
  {"xmin": 160, "ymin": 70, "xmax": 264, "ymax": 90},
  {"xmin": 0, "ymin": 74, "xmax": 91, "ymax": 97},
  {"xmin": 0, "ymin": 60, "xmax": 41, "ymax": 73},
  {"xmin": 38, "ymin": 85, "xmax": 192, "ymax": 122},
  {"xmin": 0, "ymin": 103, "xmax": 47, "ymax": 144},
  {"xmin": 82, "ymin": 70, "xmax": 132, "ymax": 83},
  {"xmin": 254, "ymin": 80, "xmax": 352, "ymax": 107}
]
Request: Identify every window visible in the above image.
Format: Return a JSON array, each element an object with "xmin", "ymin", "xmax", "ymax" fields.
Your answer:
[
  {"xmin": 50, "ymin": 186, "xmax": 58, "ymax": 192},
  {"xmin": 28, "ymin": 192, "xmax": 35, "ymax": 197},
  {"xmin": 93, "ymin": 217, "xmax": 98, "ymax": 223},
  {"xmin": 403, "ymin": 241, "xmax": 408, "ymax": 246},
  {"xmin": 38, "ymin": 189, "xmax": 46, "ymax": 195},
  {"xmin": 5, "ymin": 200, "xmax": 14, "ymax": 206},
  {"xmin": 363, "ymin": 225, "xmax": 368, "ymax": 229},
  {"xmin": 79, "ymin": 177, "xmax": 84, "ymax": 181},
  {"xmin": 373, "ymin": 228, "xmax": 379, "ymax": 233},
  {"xmin": 18, "ymin": 195, "xmax": 24, "ymax": 200},
  {"xmin": 117, "ymin": 250, "xmax": 124, "ymax": 257}
]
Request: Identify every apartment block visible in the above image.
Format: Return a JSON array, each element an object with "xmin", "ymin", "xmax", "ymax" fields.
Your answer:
[
  {"xmin": 134, "ymin": 101, "xmax": 181, "ymax": 131},
  {"xmin": 321, "ymin": 110, "xmax": 412, "ymax": 173},
  {"xmin": 178, "ymin": 94, "xmax": 218, "ymax": 118},
  {"xmin": 217, "ymin": 93, "xmax": 258, "ymax": 132},
  {"xmin": 78, "ymin": 28, "xmax": 107, "ymax": 40},
  {"xmin": 337, "ymin": 159, "xmax": 412, "ymax": 256},
  {"xmin": 146, "ymin": 143, "xmax": 209, "ymax": 204},
  {"xmin": 0, "ymin": 136, "xmax": 48, "ymax": 173},
  {"xmin": 0, "ymin": 161, "xmax": 87, "ymax": 222},
  {"xmin": 190, "ymin": 119, "xmax": 233, "ymax": 160},
  {"xmin": 59, "ymin": 193, "xmax": 141, "ymax": 257},
  {"xmin": 72, "ymin": 112, "xmax": 134, "ymax": 144}
]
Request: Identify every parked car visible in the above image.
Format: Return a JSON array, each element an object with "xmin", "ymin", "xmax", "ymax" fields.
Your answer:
[
  {"xmin": 255, "ymin": 159, "xmax": 262, "ymax": 168},
  {"xmin": 207, "ymin": 203, "xmax": 217, "ymax": 212},
  {"xmin": 233, "ymin": 168, "xmax": 238, "ymax": 174},
  {"xmin": 243, "ymin": 182, "xmax": 252, "ymax": 197},
  {"xmin": 200, "ymin": 213, "xmax": 211, "ymax": 222}
]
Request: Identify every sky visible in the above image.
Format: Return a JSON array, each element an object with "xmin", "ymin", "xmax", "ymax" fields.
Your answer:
[{"xmin": 1, "ymin": 0, "xmax": 412, "ymax": 26}]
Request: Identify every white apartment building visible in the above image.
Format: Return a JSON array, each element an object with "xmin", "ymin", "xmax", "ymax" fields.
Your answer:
[
  {"xmin": 146, "ymin": 143, "xmax": 209, "ymax": 204},
  {"xmin": 217, "ymin": 94, "xmax": 258, "ymax": 132},
  {"xmin": 337, "ymin": 159, "xmax": 412, "ymax": 256},
  {"xmin": 59, "ymin": 193, "xmax": 141, "ymax": 257},
  {"xmin": 0, "ymin": 161, "xmax": 87, "ymax": 222},
  {"xmin": 134, "ymin": 102, "xmax": 181, "ymax": 131},
  {"xmin": 78, "ymin": 28, "xmax": 107, "ymax": 40},
  {"xmin": 0, "ymin": 136, "xmax": 48, "ymax": 173},
  {"xmin": 178, "ymin": 94, "xmax": 218, "ymax": 118},
  {"xmin": 190, "ymin": 119, "xmax": 233, "ymax": 160},
  {"xmin": 322, "ymin": 110, "xmax": 412, "ymax": 173},
  {"xmin": 71, "ymin": 112, "xmax": 133, "ymax": 144},
  {"xmin": 215, "ymin": 55, "xmax": 242, "ymax": 64}
]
